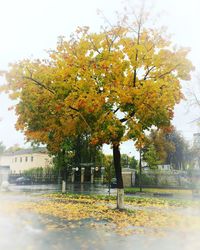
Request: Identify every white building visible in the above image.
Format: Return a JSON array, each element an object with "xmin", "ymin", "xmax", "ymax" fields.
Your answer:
[
  {"xmin": 0, "ymin": 148, "xmax": 53, "ymax": 173},
  {"xmin": 157, "ymin": 164, "xmax": 171, "ymax": 171},
  {"xmin": 0, "ymin": 166, "xmax": 10, "ymax": 185}
]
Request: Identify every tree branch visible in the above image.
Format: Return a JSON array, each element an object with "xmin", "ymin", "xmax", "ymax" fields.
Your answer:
[
  {"xmin": 143, "ymin": 66, "xmax": 155, "ymax": 80},
  {"xmin": 69, "ymin": 105, "xmax": 91, "ymax": 131},
  {"xmin": 133, "ymin": 15, "xmax": 142, "ymax": 87},
  {"xmin": 88, "ymin": 36, "xmax": 101, "ymax": 55},
  {"xmin": 23, "ymin": 76, "xmax": 55, "ymax": 94},
  {"xmin": 120, "ymin": 111, "xmax": 135, "ymax": 123},
  {"xmin": 156, "ymin": 64, "xmax": 181, "ymax": 79}
]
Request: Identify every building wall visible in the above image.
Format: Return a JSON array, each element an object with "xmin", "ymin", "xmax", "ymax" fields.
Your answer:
[
  {"xmin": 0, "ymin": 166, "xmax": 10, "ymax": 185},
  {"xmin": 0, "ymin": 153, "xmax": 53, "ymax": 173},
  {"xmin": 122, "ymin": 168, "xmax": 136, "ymax": 187}
]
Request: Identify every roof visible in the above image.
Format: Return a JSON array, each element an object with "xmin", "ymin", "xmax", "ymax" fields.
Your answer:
[{"xmin": 2, "ymin": 147, "xmax": 48, "ymax": 156}]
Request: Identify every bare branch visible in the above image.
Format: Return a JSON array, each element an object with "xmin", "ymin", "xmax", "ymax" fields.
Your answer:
[
  {"xmin": 88, "ymin": 36, "xmax": 101, "ymax": 55},
  {"xmin": 120, "ymin": 111, "xmax": 135, "ymax": 123},
  {"xmin": 69, "ymin": 105, "xmax": 91, "ymax": 131},
  {"xmin": 156, "ymin": 64, "xmax": 181, "ymax": 79},
  {"xmin": 143, "ymin": 66, "xmax": 155, "ymax": 80},
  {"xmin": 113, "ymin": 107, "xmax": 119, "ymax": 113}
]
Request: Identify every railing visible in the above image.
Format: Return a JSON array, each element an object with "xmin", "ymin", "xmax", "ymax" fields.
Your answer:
[{"xmin": 9, "ymin": 173, "xmax": 58, "ymax": 184}]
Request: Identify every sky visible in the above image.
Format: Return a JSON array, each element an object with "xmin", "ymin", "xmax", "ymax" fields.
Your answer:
[{"xmin": 0, "ymin": 0, "xmax": 200, "ymax": 157}]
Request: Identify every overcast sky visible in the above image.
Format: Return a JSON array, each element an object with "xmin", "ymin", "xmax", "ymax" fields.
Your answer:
[{"xmin": 0, "ymin": 0, "xmax": 200, "ymax": 157}]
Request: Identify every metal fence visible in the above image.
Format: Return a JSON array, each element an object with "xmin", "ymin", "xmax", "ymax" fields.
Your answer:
[
  {"xmin": 9, "ymin": 173, "xmax": 58, "ymax": 184},
  {"xmin": 135, "ymin": 170, "xmax": 193, "ymax": 189}
]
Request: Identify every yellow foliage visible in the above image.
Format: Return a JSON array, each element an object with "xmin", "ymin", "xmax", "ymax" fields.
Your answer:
[
  {"xmin": 4, "ymin": 11, "xmax": 194, "ymax": 150},
  {"xmin": 2, "ymin": 193, "xmax": 200, "ymax": 236}
]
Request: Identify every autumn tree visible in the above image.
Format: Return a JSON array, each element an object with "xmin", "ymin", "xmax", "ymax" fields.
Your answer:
[
  {"xmin": 166, "ymin": 129, "xmax": 191, "ymax": 170},
  {"xmin": 51, "ymin": 134, "xmax": 102, "ymax": 180},
  {"xmin": 4, "ymin": 9, "xmax": 193, "ymax": 208},
  {"xmin": 142, "ymin": 144, "xmax": 161, "ymax": 168},
  {"xmin": 143, "ymin": 128, "xmax": 175, "ymax": 166},
  {"xmin": 145, "ymin": 128, "xmax": 191, "ymax": 170},
  {"xmin": 102, "ymin": 154, "xmax": 115, "ymax": 184},
  {"xmin": 120, "ymin": 154, "xmax": 138, "ymax": 169}
]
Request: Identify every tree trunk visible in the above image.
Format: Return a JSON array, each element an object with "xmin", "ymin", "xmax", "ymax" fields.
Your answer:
[
  {"xmin": 113, "ymin": 143, "xmax": 124, "ymax": 209},
  {"xmin": 58, "ymin": 149, "xmax": 66, "ymax": 181},
  {"xmin": 74, "ymin": 135, "xmax": 81, "ymax": 167}
]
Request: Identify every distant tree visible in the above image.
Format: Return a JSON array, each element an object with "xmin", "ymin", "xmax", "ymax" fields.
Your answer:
[
  {"xmin": 6, "ymin": 144, "xmax": 22, "ymax": 152},
  {"xmin": 103, "ymin": 154, "xmax": 115, "ymax": 184},
  {"xmin": 121, "ymin": 154, "xmax": 138, "ymax": 169},
  {"xmin": 142, "ymin": 144, "xmax": 161, "ymax": 169},
  {"xmin": 0, "ymin": 142, "xmax": 6, "ymax": 154},
  {"xmin": 142, "ymin": 128, "xmax": 175, "ymax": 168},
  {"xmin": 144, "ymin": 128, "xmax": 191, "ymax": 170},
  {"xmin": 52, "ymin": 135, "xmax": 102, "ymax": 179},
  {"xmin": 168, "ymin": 130, "xmax": 191, "ymax": 170},
  {"xmin": 129, "ymin": 156, "xmax": 138, "ymax": 169}
]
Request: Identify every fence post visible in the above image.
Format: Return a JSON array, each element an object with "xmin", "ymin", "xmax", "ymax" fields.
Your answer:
[
  {"xmin": 71, "ymin": 168, "xmax": 75, "ymax": 183},
  {"xmin": 81, "ymin": 168, "xmax": 85, "ymax": 184},
  {"xmin": 91, "ymin": 167, "xmax": 94, "ymax": 184},
  {"xmin": 101, "ymin": 167, "xmax": 105, "ymax": 184},
  {"xmin": 62, "ymin": 180, "xmax": 66, "ymax": 193}
]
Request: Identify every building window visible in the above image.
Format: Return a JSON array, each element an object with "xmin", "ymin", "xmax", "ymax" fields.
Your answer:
[
  {"xmin": 25, "ymin": 156, "xmax": 28, "ymax": 162},
  {"xmin": 15, "ymin": 157, "xmax": 17, "ymax": 162},
  {"xmin": 20, "ymin": 157, "xmax": 22, "ymax": 162},
  {"xmin": 31, "ymin": 156, "xmax": 33, "ymax": 162}
]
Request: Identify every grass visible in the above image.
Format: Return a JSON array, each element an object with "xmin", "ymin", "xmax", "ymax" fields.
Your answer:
[
  {"xmin": 124, "ymin": 187, "xmax": 193, "ymax": 196},
  {"xmin": 45, "ymin": 191, "xmax": 200, "ymax": 207}
]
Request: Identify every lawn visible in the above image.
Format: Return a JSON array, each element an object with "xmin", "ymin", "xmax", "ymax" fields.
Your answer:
[
  {"xmin": 124, "ymin": 187, "xmax": 193, "ymax": 196},
  {"xmin": 16, "ymin": 192, "xmax": 200, "ymax": 235}
]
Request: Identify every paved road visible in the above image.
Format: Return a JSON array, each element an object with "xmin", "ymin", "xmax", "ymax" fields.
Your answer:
[
  {"xmin": 8, "ymin": 183, "xmax": 115, "ymax": 195},
  {"xmin": 8, "ymin": 183, "xmax": 199, "ymax": 201}
]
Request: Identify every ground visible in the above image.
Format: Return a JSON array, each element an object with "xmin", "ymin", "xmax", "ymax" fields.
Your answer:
[{"xmin": 1, "ymin": 186, "xmax": 200, "ymax": 250}]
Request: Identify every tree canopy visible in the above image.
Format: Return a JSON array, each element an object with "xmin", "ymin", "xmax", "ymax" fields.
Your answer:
[{"xmin": 5, "ymin": 17, "xmax": 193, "ymax": 148}]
